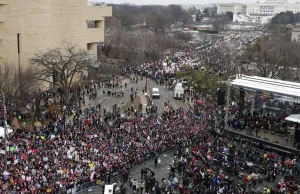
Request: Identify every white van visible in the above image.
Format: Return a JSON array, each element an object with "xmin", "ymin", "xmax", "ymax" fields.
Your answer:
[
  {"xmin": 0, "ymin": 126, "xmax": 13, "ymax": 138},
  {"xmin": 152, "ymin": 88, "xmax": 160, "ymax": 99},
  {"xmin": 174, "ymin": 83, "xmax": 184, "ymax": 100}
]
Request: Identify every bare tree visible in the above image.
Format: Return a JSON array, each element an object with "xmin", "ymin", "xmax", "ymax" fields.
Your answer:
[
  {"xmin": 19, "ymin": 67, "xmax": 39, "ymax": 97},
  {"xmin": 175, "ymin": 32, "xmax": 193, "ymax": 43},
  {"xmin": 197, "ymin": 42, "xmax": 234, "ymax": 75},
  {"xmin": 0, "ymin": 64, "xmax": 19, "ymax": 97},
  {"xmin": 31, "ymin": 43, "xmax": 93, "ymax": 104},
  {"xmin": 211, "ymin": 16, "xmax": 229, "ymax": 32},
  {"xmin": 0, "ymin": 64, "xmax": 37, "ymax": 121},
  {"xmin": 242, "ymin": 40, "xmax": 279, "ymax": 78},
  {"xmin": 114, "ymin": 8, "xmax": 137, "ymax": 31},
  {"xmin": 242, "ymin": 34, "xmax": 300, "ymax": 79},
  {"xmin": 147, "ymin": 7, "xmax": 172, "ymax": 35},
  {"xmin": 167, "ymin": 4, "xmax": 185, "ymax": 24}
]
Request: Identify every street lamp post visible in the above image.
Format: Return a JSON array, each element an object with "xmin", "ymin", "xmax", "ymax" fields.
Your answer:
[
  {"xmin": 145, "ymin": 76, "xmax": 148, "ymax": 92},
  {"xmin": 224, "ymin": 80, "xmax": 231, "ymax": 130},
  {"xmin": 63, "ymin": 104, "xmax": 66, "ymax": 133},
  {"xmin": 1, "ymin": 92, "xmax": 8, "ymax": 170}
]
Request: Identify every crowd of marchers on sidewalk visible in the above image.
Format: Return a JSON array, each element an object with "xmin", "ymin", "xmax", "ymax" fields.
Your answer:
[
  {"xmin": 124, "ymin": 100, "xmax": 300, "ymax": 194},
  {"xmin": 1, "ymin": 93, "xmax": 300, "ymax": 193},
  {"xmin": 0, "ymin": 44, "xmax": 300, "ymax": 194},
  {"xmin": 0, "ymin": 87, "xmax": 215, "ymax": 193}
]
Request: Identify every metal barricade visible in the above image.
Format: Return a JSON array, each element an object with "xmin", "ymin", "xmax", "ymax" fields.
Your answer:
[
  {"xmin": 71, "ymin": 180, "xmax": 103, "ymax": 194},
  {"xmin": 71, "ymin": 149, "xmax": 175, "ymax": 194}
]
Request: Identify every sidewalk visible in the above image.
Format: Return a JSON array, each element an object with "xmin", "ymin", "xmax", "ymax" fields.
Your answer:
[
  {"xmin": 138, "ymin": 93, "xmax": 148, "ymax": 113},
  {"xmin": 226, "ymin": 127, "xmax": 299, "ymax": 151}
]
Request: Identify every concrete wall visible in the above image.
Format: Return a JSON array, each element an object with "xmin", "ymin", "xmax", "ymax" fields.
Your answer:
[
  {"xmin": 0, "ymin": 0, "xmax": 112, "ymax": 70},
  {"xmin": 292, "ymin": 30, "xmax": 300, "ymax": 43}
]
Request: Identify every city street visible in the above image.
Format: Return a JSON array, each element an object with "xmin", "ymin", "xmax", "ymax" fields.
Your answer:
[
  {"xmin": 77, "ymin": 150, "xmax": 176, "ymax": 194},
  {"xmin": 83, "ymin": 77, "xmax": 188, "ymax": 116},
  {"xmin": 76, "ymin": 145, "xmax": 283, "ymax": 194}
]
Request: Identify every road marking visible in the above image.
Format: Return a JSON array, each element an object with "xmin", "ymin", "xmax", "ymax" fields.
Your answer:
[
  {"xmin": 184, "ymin": 102, "xmax": 189, "ymax": 109},
  {"xmin": 173, "ymin": 103, "xmax": 177, "ymax": 109}
]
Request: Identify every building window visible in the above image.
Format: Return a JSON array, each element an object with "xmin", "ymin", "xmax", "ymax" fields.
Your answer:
[
  {"xmin": 87, "ymin": 20, "xmax": 103, "ymax": 29},
  {"xmin": 87, "ymin": 21, "xmax": 96, "ymax": 28}
]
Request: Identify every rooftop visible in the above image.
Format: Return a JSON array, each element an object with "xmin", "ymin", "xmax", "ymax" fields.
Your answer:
[
  {"xmin": 293, "ymin": 28, "xmax": 300, "ymax": 32},
  {"xmin": 231, "ymin": 75, "xmax": 300, "ymax": 98}
]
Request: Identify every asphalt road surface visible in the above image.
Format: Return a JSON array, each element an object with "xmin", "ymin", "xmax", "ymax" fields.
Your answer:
[
  {"xmin": 72, "ymin": 77, "xmax": 282, "ymax": 194},
  {"xmin": 73, "ymin": 148, "xmax": 282, "ymax": 194},
  {"xmin": 83, "ymin": 77, "xmax": 188, "ymax": 116},
  {"xmin": 76, "ymin": 150, "xmax": 176, "ymax": 194}
]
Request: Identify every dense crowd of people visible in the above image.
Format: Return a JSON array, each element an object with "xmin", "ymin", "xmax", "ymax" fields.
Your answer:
[
  {"xmin": 0, "ymin": 84, "xmax": 214, "ymax": 193},
  {"xmin": 1, "ymin": 41, "xmax": 300, "ymax": 194},
  {"xmin": 125, "ymin": 101, "xmax": 300, "ymax": 194}
]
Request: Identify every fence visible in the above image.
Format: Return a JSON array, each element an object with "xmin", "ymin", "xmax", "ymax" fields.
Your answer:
[
  {"xmin": 52, "ymin": 149, "xmax": 176, "ymax": 194},
  {"xmin": 48, "ymin": 180, "xmax": 102, "ymax": 194}
]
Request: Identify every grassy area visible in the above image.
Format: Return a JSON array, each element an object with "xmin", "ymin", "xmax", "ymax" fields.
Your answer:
[{"xmin": 47, "ymin": 103, "xmax": 63, "ymax": 116}]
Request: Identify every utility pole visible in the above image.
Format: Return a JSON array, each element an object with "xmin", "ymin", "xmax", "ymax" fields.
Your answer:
[
  {"xmin": 145, "ymin": 75, "xmax": 148, "ymax": 92},
  {"xmin": 62, "ymin": 95, "xmax": 66, "ymax": 133},
  {"xmin": 224, "ymin": 80, "xmax": 231, "ymax": 130},
  {"xmin": 63, "ymin": 106, "xmax": 66, "ymax": 133}
]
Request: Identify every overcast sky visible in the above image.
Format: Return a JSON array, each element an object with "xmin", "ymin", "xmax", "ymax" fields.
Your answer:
[{"xmin": 91, "ymin": 0, "xmax": 297, "ymax": 5}]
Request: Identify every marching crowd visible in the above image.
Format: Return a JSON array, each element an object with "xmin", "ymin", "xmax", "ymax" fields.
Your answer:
[
  {"xmin": 1, "ymin": 45, "xmax": 300, "ymax": 194},
  {"xmin": 1, "ymin": 88, "xmax": 300, "ymax": 193},
  {"xmin": 0, "ymin": 83, "xmax": 216, "ymax": 193}
]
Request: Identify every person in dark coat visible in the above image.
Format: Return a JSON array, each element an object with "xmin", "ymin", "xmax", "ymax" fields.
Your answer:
[{"xmin": 155, "ymin": 156, "xmax": 158, "ymax": 167}]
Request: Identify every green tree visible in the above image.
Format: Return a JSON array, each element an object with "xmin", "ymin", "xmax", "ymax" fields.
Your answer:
[
  {"xmin": 225, "ymin": 11, "xmax": 233, "ymax": 21},
  {"xmin": 187, "ymin": 6, "xmax": 198, "ymax": 15},
  {"xmin": 203, "ymin": 8, "xmax": 209, "ymax": 16},
  {"xmin": 295, "ymin": 12, "xmax": 300, "ymax": 24},
  {"xmin": 176, "ymin": 69, "xmax": 224, "ymax": 97},
  {"xmin": 196, "ymin": 9, "xmax": 202, "ymax": 22},
  {"xmin": 271, "ymin": 11, "xmax": 295, "ymax": 25}
]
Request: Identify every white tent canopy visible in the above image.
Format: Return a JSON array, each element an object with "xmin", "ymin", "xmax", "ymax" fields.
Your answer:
[
  {"xmin": 231, "ymin": 75, "xmax": 300, "ymax": 98},
  {"xmin": 285, "ymin": 114, "xmax": 300, "ymax": 123}
]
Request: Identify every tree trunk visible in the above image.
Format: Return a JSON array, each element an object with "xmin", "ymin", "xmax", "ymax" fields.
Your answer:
[{"xmin": 64, "ymin": 87, "xmax": 71, "ymax": 106}]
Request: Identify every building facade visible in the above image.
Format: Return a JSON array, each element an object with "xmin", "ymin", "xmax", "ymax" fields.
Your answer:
[
  {"xmin": 0, "ymin": 0, "xmax": 112, "ymax": 70},
  {"xmin": 217, "ymin": 3, "xmax": 247, "ymax": 15},
  {"xmin": 246, "ymin": 0, "xmax": 300, "ymax": 15},
  {"xmin": 292, "ymin": 28, "xmax": 300, "ymax": 43},
  {"xmin": 218, "ymin": 0, "xmax": 300, "ymax": 24}
]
